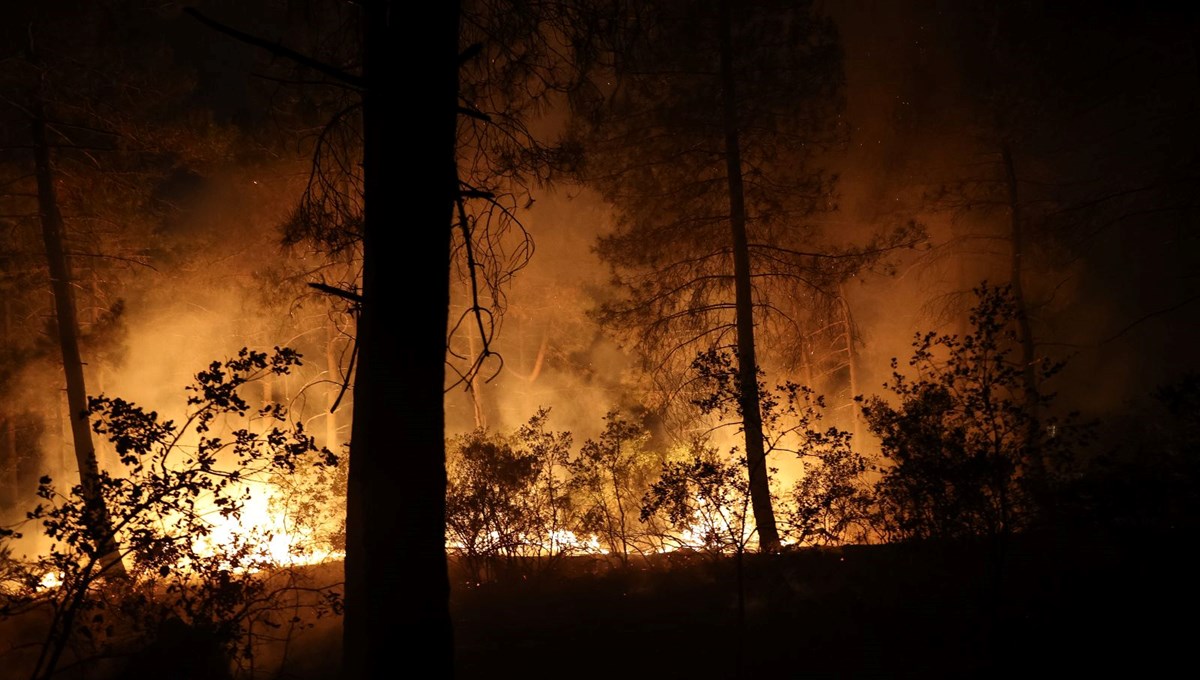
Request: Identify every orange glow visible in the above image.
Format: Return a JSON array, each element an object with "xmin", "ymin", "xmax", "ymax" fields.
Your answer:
[
  {"xmin": 36, "ymin": 571, "xmax": 63, "ymax": 591},
  {"xmin": 547, "ymin": 530, "xmax": 608, "ymax": 554},
  {"xmin": 445, "ymin": 529, "xmax": 609, "ymax": 556},
  {"xmin": 656, "ymin": 495, "xmax": 757, "ymax": 554},
  {"xmin": 191, "ymin": 482, "xmax": 343, "ymax": 571}
]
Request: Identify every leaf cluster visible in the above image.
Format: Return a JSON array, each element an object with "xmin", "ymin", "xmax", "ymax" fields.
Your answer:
[
  {"xmin": 0, "ymin": 347, "xmax": 340, "ymax": 678},
  {"xmin": 861, "ymin": 283, "xmax": 1079, "ymax": 541}
]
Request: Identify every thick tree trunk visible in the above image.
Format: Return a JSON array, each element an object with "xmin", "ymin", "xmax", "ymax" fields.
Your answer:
[
  {"xmin": 30, "ymin": 97, "xmax": 125, "ymax": 577},
  {"xmin": 718, "ymin": 0, "xmax": 780, "ymax": 552},
  {"xmin": 343, "ymin": 1, "xmax": 457, "ymax": 677}
]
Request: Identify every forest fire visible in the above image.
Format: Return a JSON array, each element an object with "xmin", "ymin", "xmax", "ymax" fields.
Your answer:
[
  {"xmin": 35, "ymin": 572, "xmax": 62, "ymax": 592},
  {"xmin": 191, "ymin": 484, "xmax": 344, "ymax": 570},
  {"xmin": 2, "ymin": 1, "xmax": 1199, "ymax": 679},
  {"xmin": 25, "ymin": 479, "xmax": 343, "ymax": 594},
  {"xmin": 653, "ymin": 497, "xmax": 758, "ymax": 554}
]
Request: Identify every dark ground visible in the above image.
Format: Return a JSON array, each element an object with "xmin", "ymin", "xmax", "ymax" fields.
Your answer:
[
  {"xmin": 449, "ymin": 530, "xmax": 1196, "ymax": 679},
  {"xmin": 6, "ymin": 529, "xmax": 1192, "ymax": 679}
]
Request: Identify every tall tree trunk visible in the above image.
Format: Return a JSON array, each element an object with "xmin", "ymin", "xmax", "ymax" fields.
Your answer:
[
  {"xmin": 466, "ymin": 327, "xmax": 487, "ymax": 428},
  {"xmin": 718, "ymin": 0, "xmax": 780, "ymax": 552},
  {"xmin": 325, "ymin": 321, "xmax": 341, "ymax": 451},
  {"xmin": 469, "ymin": 381, "xmax": 487, "ymax": 430},
  {"xmin": 343, "ymin": 1, "xmax": 457, "ymax": 677},
  {"xmin": 30, "ymin": 94, "xmax": 125, "ymax": 577},
  {"xmin": 836, "ymin": 284, "xmax": 861, "ymax": 443},
  {"xmin": 55, "ymin": 384, "xmax": 67, "ymax": 474},
  {"xmin": 1, "ymin": 418, "xmax": 14, "ymax": 514},
  {"xmin": 1001, "ymin": 142, "xmax": 1041, "ymax": 472},
  {"xmin": 2, "ymin": 299, "xmax": 16, "ymax": 511},
  {"xmin": 799, "ymin": 332, "xmax": 815, "ymax": 391}
]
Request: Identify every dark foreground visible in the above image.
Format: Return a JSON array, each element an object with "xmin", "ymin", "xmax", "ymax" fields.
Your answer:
[
  {"xmin": 448, "ymin": 531, "xmax": 1194, "ymax": 679},
  {"xmin": 4, "ymin": 529, "xmax": 1193, "ymax": 679}
]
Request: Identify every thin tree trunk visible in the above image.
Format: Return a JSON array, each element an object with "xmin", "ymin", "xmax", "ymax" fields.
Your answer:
[
  {"xmin": 837, "ymin": 284, "xmax": 861, "ymax": 443},
  {"xmin": 466, "ymin": 326, "xmax": 486, "ymax": 428},
  {"xmin": 325, "ymin": 320, "xmax": 341, "ymax": 451},
  {"xmin": 799, "ymin": 332, "xmax": 815, "ymax": 390},
  {"xmin": 55, "ymin": 384, "xmax": 67, "ymax": 474},
  {"xmin": 609, "ymin": 461, "xmax": 629, "ymax": 563},
  {"xmin": 30, "ymin": 93, "xmax": 125, "ymax": 577},
  {"xmin": 469, "ymin": 381, "xmax": 486, "ymax": 429},
  {"xmin": 343, "ymin": 1, "xmax": 457, "ymax": 677},
  {"xmin": 508, "ymin": 329, "xmax": 547, "ymax": 384},
  {"xmin": 1001, "ymin": 142, "xmax": 1041, "ymax": 472},
  {"xmin": 2, "ymin": 417, "xmax": 15, "ymax": 514},
  {"xmin": 526, "ymin": 332, "xmax": 547, "ymax": 383},
  {"xmin": 2, "ymin": 299, "xmax": 17, "ymax": 509},
  {"xmin": 719, "ymin": 0, "xmax": 780, "ymax": 552}
]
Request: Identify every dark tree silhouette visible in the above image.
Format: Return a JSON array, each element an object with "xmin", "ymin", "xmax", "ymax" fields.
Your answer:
[
  {"xmin": 571, "ymin": 0, "xmax": 917, "ymax": 550},
  {"xmin": 27, "ymin": 88, "xmax": 125, "ymax": 576},
  {"xmin": 0, "ymin": 348, "xmax": 338, "ymax": 680},
  {"xmin": 912, "ymin": 1, "xmax": 1200, "ymax": 458},
  {"xmin": 183, "ymin": 3, "xmax": 471, "ymax": 673},
  {"xmin": 340, "ymin": 2, "xmax": 459, "ymax": 676},
  {"xmin": 187, "ymin": 2, "xmax": 593, "ymax": 674},
  {"xmin": 861, "ymin": 284, "xmax": 1076, "ymax": 542},
  {"xmin": 567, "ymin": 409, "xmax": 661, "ymax": 561},
  {"xmin": 0, "ymin": 3, "xmax": 209, "ymax": 576}
]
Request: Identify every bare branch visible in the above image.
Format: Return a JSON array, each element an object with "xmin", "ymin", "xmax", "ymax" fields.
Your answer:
[
  {"xmin": 308, "ymin": 281, "xmax": 363, "ymax": 303},
  {"xmin": 1102, "ymin": 292, "xmax": 1200, "ymax": 345},
  {"xmin": 457, "ymin": 105, "xmax": 492, "ymax": 122},
  {"xmin": 183, "ymin": 7, "xmax": 364, "ymax": 89}
]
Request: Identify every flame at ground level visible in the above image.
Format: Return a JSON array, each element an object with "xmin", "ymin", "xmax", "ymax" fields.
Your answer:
[
  {"xmin": 27, "ymin": 489, "xmax": 776, "ymax": 592},
  {"xmin": 191, "ymin": 482, "xmax": 344, "ymax": 570}
]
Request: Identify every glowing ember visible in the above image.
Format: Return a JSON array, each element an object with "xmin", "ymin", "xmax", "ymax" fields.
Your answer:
[{"xmin": 37, "ymin": 572, "xmax": 63, "ymax": 591}]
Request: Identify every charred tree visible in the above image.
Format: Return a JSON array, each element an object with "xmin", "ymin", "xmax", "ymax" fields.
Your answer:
[
  {"xmin": 342, "ymin": 0, "xmax": 458, "ymax": 676},
  {"xmin": 718, "ymin": 0, "xmax": 779, "ymax": 550},
  {"xmin": 0, "ymin": 6, "xmax": 191, "ymax": 569},
  {"xmin": 1000, "ymin": 141, "xmax": 1041, "ymax": 465},
  {"xmin": 571, "ymin": 0, "xmax": 910, "ymax": 552},
  {"xmin": 834, "ymin": 284, "xmax": 861, "ymax": 441},
  {"xmin": 186, "ymin": 2, "xmax": 595, "ymax": 674},
  {"xmin": 29, "ymin": 90, "xmax": 125, "ymax": 576},
  {"xmin": 1, "ymin": 298, "xmax": 16, "ymax": 511},
  {"xmin": 180, "ymin": 1, "xmax": 459, "ymax": 672}
]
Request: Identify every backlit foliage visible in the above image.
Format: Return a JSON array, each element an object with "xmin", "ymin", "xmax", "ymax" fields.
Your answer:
[
  {"xmin": 862, "ymin": 284, "xmax": 1076, "ymax": 542},
  {"xmin": 0, "ymin": 348, "xmax": 340, "ymax": 679}
]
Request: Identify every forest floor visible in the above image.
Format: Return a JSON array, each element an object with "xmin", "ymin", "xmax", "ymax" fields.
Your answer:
[
  {"xmin": 5, "ymin": 528, "xmax": 1192, "ymax": 679},
  {"xmin": 449, "ymin": 533, "xmax": 1192, "ymax": 678},
  {"xmin": 272, "ymin": 528, "xmax": 1195, "ymax": 679}
]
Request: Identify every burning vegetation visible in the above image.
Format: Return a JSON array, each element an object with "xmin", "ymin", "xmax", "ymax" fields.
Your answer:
[
  {"xmin": 1, "ymin": 349, "xmax": 343, "ymax": 679},
  {"xmin": 3, "ymin": 283, "xmax": 1195, "ymax": 678},
  {"xmin": 1, "ymin": 1, "xmax": 1200, "ymax": 679}
]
